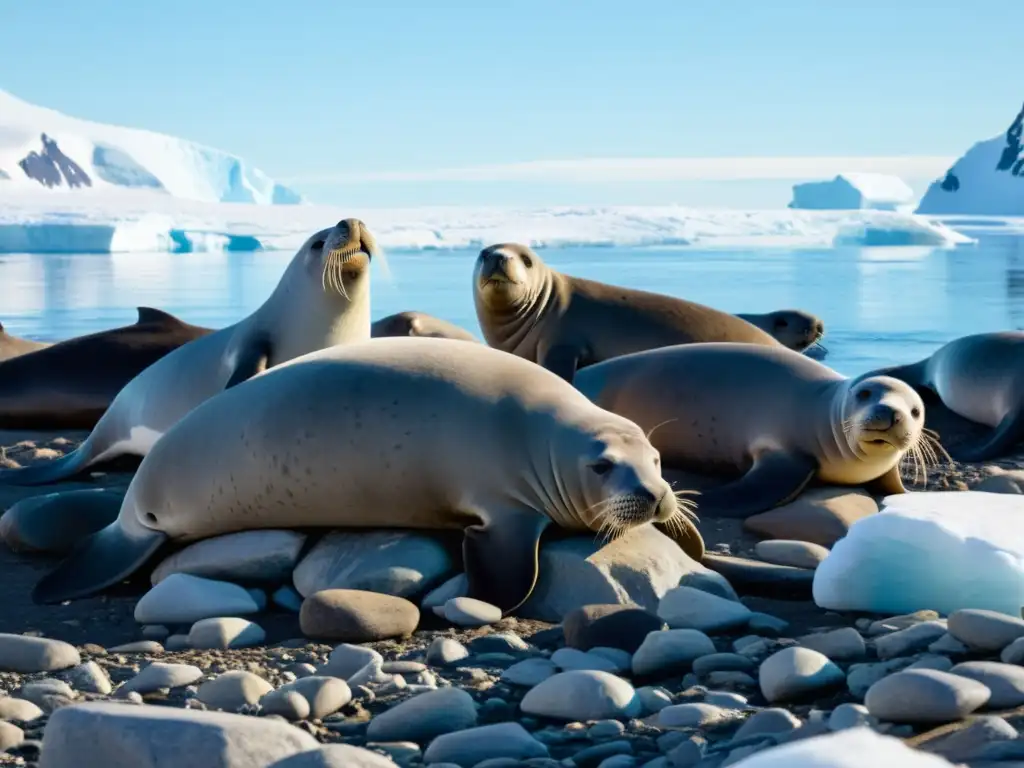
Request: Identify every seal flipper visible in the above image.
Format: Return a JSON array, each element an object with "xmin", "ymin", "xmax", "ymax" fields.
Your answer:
[
  {"xmin": 0, "ymin": 487, "xmax": 127, "ymax": 554},
  {"xmin": 862, "ymin": 465, "xmax": 907, "ymax": 497},
  {"xmin": 135, "ymin": 307, "xmax": 182, "ymax": 326},
  {"xmin": 539, "ymin": 343, "xmax": 581, "ymax": 384},
  {"xmin": 463, "ymin": 511, "xmax": 550, "ymax": 615},
  {"xmin": 225, "ymin": 336, "xmax": 272, "ymax": 390},
  {"xmin": 0, "ymin": 446, "xmax": 95, "ymax": 487},
  {"xmin": 948, "ymin": 410, "xmax": 1024, "ymax": 463},
  {"xmin": 689, "ymin": 450, "xmax": 818, "ymax": 520}
]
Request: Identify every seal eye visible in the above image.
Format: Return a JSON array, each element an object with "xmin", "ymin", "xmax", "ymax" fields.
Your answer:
[
  {"xmin": 856, "ymin": 389, "xmax": 871, "ymax": 402},
  {"xmin": 591, "ymin": 459, "xmax": 614, "ymax": 476},
  {"xmin": 521, "ymin": 254, "xmax": 533, "ymax": 268},
  {"xmin": 911, "ymin": 407, "xmax": 921, "ymax": 419},
  {"xmin": 311, "ymin": 239, "xmax": 325, "ymax": 250}
]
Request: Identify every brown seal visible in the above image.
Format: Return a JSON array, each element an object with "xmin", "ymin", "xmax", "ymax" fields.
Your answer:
[
  {"xmin": 0, "ymin": 321, "xmax": 51, "ymax": 362},
  {"xmin": 372, "ymin": 311, "xmax": 478, "ymax": 342},
  {"xmin": 736, "ymin": 310, "xmax": 825, "ymax": 354}
]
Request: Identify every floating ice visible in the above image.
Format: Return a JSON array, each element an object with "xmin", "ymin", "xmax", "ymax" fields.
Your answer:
[
  {"xmin": 812, "ymin": 491, "xmax": 1024, "ymax": 618},
  {"xmin": 790, "ymin": 173, "xmax": 914, "ymax": 212}
]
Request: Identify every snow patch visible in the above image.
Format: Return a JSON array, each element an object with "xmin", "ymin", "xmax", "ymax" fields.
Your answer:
[
  {"xmin": 790, "ymin": 173, "xmax": 915, "ymax": 211},
  {"xmin": 812, "ymin": 491, "xmax": 1024, "ymax": 617},
  {"xmin": 728, "ymin": 727, "xmax": 955, "ymax": 767}
]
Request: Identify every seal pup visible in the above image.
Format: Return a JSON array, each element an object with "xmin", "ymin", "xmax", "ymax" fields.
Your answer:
[
  {"xmin": 32, "ymin": 336, "xmax": 704, "ymax": 609},
  {"xmin": 0, "ymin": 308, "xmax": 212, "ymax": 430},
  {"xmin": 0, "ymin": 219, "xmax": 378, "ymax": 486},
  {"xmin": 0, "ymin": 321, "xmax": 50, "ymax": 362},
  {"xmin": 372, "ymin": 311, "xmax": 479, "ymax": 342},
  {"xmin": 472, "ymin": 243, "xmax": 781, "ymax": 382},
  {"xmin": 574, "ymin": 343, "xmax": 935, "ymax": 519},
  {"xmin": 735, "ymin": 310, "xmax": 826, "ymax": 354},
  {"xmin": 872, "ymin": 331, "xmax": 1024, "ymax": 462}
]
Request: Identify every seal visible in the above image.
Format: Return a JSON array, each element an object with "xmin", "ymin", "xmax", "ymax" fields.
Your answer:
[
  {"xmin": 372, "ymin": 311, "xmax": 479, "ymax": 342},
  {"xmin": 0, "ymin": 219, "xmax": 378, "ymax": 486},
  {"xmin": 0, "ymin": 308, "xmax": 213, "ymax": 430},
  {"xmin": 574, "ymin": 342, "xmax": 934, "ymax": 519},
  {"xmin": 0, "ymin": 321, "xmax": 50, "ymax": 362},
  {"xmin": 735, "ymin": 310, "xmax": 826, "ymax": 354},
  {"xmin": 473, "ymin": 243, "xmax": 782, "ymax": 382},
  {"xmin": 872, "ymin": 331, "xmax": 1024, "ymax": 462},
  {"xmin": 0, "ymin": 487, "xmax": 127, "ymax": 554},
  {"xmin": 31, "ymin": 336, "xmax": 705, "ymax": 609}
]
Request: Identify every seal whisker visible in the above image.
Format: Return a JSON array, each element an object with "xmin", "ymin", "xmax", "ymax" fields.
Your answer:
[{"xmin": 646, "ymin": 418, "xmax": 679, "ymax": 441}]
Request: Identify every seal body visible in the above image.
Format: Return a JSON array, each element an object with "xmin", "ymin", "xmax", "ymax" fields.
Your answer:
[
  {"xmin": 0, "ymin": 308, "xmax": 212, "ymax": 430},
  {"xmin": 875, "ymin": 332, "xmax": 1024, "ymax": 461},
  {"xmin": 473, "ymin": 243, "xmax": 781, "ymax": 382},
  {"xmin": 574, "ymin": 343, "xmax": 926, "ymax": 519},
  {"xmin": 372, "ymin": 311, "xmax": 479, "ymax": 342},
  {"xmin": 0, "ymin": 220, "xmax": 378, "ymax": 486},
  {"xmin": 32, "ymin": 337, "xmax": 704, "ymax": 609},
  {"xmin": 0, "ymin": 322, "xmax": 50, "ymax": 362},
  {"xmin": 735, "ymin": 310, "xmax": 825, "ymax": 354}
]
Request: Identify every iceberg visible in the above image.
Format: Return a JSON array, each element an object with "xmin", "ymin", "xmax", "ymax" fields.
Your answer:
[
  {"xmin": 917, "ymin": 102, "xmax": 1024, "ymax": 216},
  {"xmin": 0, "ymin": 89, "xmax": 302, "ymax": 206},
  {"xmin": 789, "ymin": 173, "xmax": 915, "ymax": 212},
  {"xmin": 812, "ymin": 491, "xmax": 1024, "ymax": 618},
  {"xmin": 728, "ymin": 727, "xmax": 954, "ymax": 767}
]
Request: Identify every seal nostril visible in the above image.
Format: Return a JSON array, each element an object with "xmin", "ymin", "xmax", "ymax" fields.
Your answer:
[{"xmin": 143, "ymin": 512, "xmax": 158, "ymax": 526}]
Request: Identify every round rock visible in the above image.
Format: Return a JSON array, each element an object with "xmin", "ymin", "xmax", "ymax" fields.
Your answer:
[
  {"xmin": 0, "ymin": 634, "xmax": 80, "ymax": 673},
  {"xmin": 657, "ymin": 586, "xmax": 752, "ymax": 633},
  {"xmin": 273, "ymin": 676, "xmax": 352, "ymax": 720},
  {"xmin": 187, "ymin": 617, "xmax": 266, "ymax": 650},
  {"xmin": 299, "ymin": 589, "xmax": 419, "ymax": 642},
  {"xmin": 366, "ymin": 686, "xmax": 477, "ymax": 742},
  {"xmin": 443, "ymin": 597, "xmax": 501, "ymax": 627},
  {"xmin": 520, "ymin": 670, "xmax": 641, "ymax": 721},
  {"xmin": 864, "ymin": 669, "xmax": 991, "ymax": 723},
  {"xmin": 562, "ymin": 604, "xmax": 664, "ymax": 653},
  {"xmin": 753, "ymin": 540, "xmax": 830, "ymax": 569},
  {"xmin": 133, "ymin": 573, "xmax": 259, "ymax": 625},
  {"xmin": 196, "ymin": 670, "xmax": 274, "ymax": 712},
  {"xmin": 948, "ymin": 609, "xmax": 1024, "ymax": 652},
  {"xmin": 120, "ymin": 662, "xmax": 204, "ymax": 695},
  {"xmin": 150, "ymin": 529, "xmax": 306, "ymax": 585},
  {"xmin": 632, "ymin": 629, "xmax": 716, "ymax": 678},
  {"xmin": 758, "ymin": 647, "xmax": 845, "ymax": 704},
  {"xmin": 950, "ymin": 661, "xmax": 1024, "ymax": 708},
  {"xmin": 0, "ymin": 696, "xmax": 43, "ymax": 723}
]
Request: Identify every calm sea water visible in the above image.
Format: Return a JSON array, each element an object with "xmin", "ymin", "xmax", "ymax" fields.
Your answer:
[{"xmin": 1, "ymin": 236, "xmax": 1023, "ymax": 377}]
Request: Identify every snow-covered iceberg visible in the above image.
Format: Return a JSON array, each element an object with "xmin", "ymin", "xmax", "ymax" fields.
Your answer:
[
  {"xmin": 812, "ymin": 491, "xmax": 1024, "ymax": 618},
  {"xmin": 789, "ymin": 173, "xmax": 914, "ymax": 212},
  {"xmin": 0, "ymin": 89, "xmax": 302, "ymax": 206},
  {"xmin": 917, "ymin": 102, "xmax": 1024, "ymax": 216}
]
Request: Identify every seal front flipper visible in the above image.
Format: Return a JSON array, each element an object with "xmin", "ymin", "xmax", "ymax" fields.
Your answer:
[
  {"xmin": 463, "ymin": 510, "xmax": 551, "ymax": 614},
  {"xmin": 862, "ymin": 465, "xmax": 907, "ymax": 497},
  {"xmin": 690, "ymin": 450, "xmax": 817, "ymax": 520},
  {"xmin": 224, "ymin": 336, "xmax": 272, "ymax": 390},
  {"xmin": 538, "ymin": 343, "xmax": 581, "ymax": 383},
  {"xmin": 1, "ymin": 487, "xmax": 127, "ymax": 554},
  {"xmin": 948, "ymin": 410, "xmax": 1024, "ymax": 463}
]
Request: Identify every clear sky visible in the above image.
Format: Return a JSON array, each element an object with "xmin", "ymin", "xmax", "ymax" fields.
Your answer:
[{"xmin": 2, "ymin": 0, "xmax": 1019, "ymax": 208}]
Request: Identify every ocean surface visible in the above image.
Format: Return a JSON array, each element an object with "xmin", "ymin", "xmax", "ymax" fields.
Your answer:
[{"xmin": 1, "ymin": 236, "xmax": 1022, "ymax": 377}]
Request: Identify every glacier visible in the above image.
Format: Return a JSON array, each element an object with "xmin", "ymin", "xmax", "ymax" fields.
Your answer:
[
  {"xmin": 789, "ymin": 172, "xmax": 915, "ymax": 212},
  {"xmin": 812, "ymin": 491, "xmax": 1024, "ymax": 618},
  {"xmin": 917, "ymin": 102, "xmax": 1024, "ymax": 216},
  {"xmin": 0, "ymin": 89, "xmax": 302, "ymax": 206}
]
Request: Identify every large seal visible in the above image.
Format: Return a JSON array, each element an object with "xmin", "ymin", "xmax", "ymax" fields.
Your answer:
[
  {"xmin": 0, "ymin": 321, "xmax": 50, "ymax": 362},
  {"xmin": 372, "ymin": 311, "xmax": 479, "ymax": 342},
  {"xmin": 574, "ymin": 343, "xmax": 933, "ymax": 519},
  {"xmin": 473, "ymin": 243, "xmax": 782, "ymax": 382},
  {"xmin": 0, "ymin": 219, "xmax": 378, "ymax": 486},
  {"xmin": 32, "ymin": 336, "xmax": 704, "ymax": 609},
  {"xmin": 735, "ymin": 310, "xmax": 825, "ymax": 354},
  {"xmin": 0, "ymin": 308, "xmax": 212, "ymax": 430},
  {"xmin": 873, "ymin": 331, "xmax": 1024, "ymax": 462}
]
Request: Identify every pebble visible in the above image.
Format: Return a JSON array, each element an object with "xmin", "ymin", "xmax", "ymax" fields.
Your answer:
[
  {"xmin": 658, "ymin": 703, "xmax": 736, "ymax": 729},
  {"xmin": 551, "ymin": 648, "xmax": 620, "ymax": 673},
  {"xmin": 319, "ymin": 644, "xmax": 383, "ymax": 680},
  {"xmin": 570, "ymin": 740, "xmax": 633, "ymax": 766},
  {"xmin": 0, "ymin": 696, "xmax": 43, "ymax": 722},
  {"xmin": 141, "ymin": 625, "xmax": 170, "ymax": 641},
  {"xmin": 165, "ymin": 635, "xmax": 190, "ymax": 651},
  {"xmin": 796, "ymin": 628, "xmax": 865, "ymax": 661},
  {"xmin": 269, "ymin": 743, "xmax": 398, "ymax": 767},
  {"xmin": 272, "ymin": 586, "xmax": 304, "ymax": 613},
  {"xmin": 299, "ymin": 589, "xmax": 420, "ymax": 642},
  {"xmin": 741, "ymin": 487, "xmax": 878, "ymax": 547},
  {"xmin": 119, "ymin": 662, "xmax": 205, "ymax": 695},
  {"xmin": 421, "ymin": 574, "xmax": 468, "ymax": 610},
  {"xmin": 443, "ymin": 597, "xmax": 502, "ymax": 627},
  {"xmin": 637, "ymin": 686, "xmax": 673, "ymax": 714},
  {"xmin": 732, "ymin": 708, "xmax": 802, "ymax": 741},
  {"xmin": 187, "ymin": 617, "xmax": 266, "ymax": 649},
  {"xmin": 948, "ymin": 609, "xmax": 1024, "ymax": 651},
  {"xmin": 589, "ymin": 647, "xmax": 633, "ymax": 674},
  {"xmin": 150, "ymin": 529, "xmax": 306, "ymax": 585},
  {"xmin": 665, "ymin": 739, "xmax": 704, "ymax": 768},
  {"xmin": 753, "ymin": 540, "xmax": 829, "ymax": 569},
  {"xmin": 0, "ymin": 633, "xmax": 80, "ymax": 673},
  {"xmin": 657, "ymin": 586, "xmax": 752, "ymax": 634},
  {"xmin": 758, "ymin": 647, "xmax": 845, "ymax": 704},
  {"xmin": 426, "ymin": 637, "xmax": 470, "ymax": 666},
  {"xmin": 62, "ymin": 660, "xmax": 111, "ymax": 695},
  {"xmin": 366, "ymin": 687, "xmax": 477, "ymax": 742},
  {"xmin": 422, "ymin": 722, "xmax": 550, "ymax": 765},
  {"xmin": 520, "ymin": 670, "xmax": 642, "ymax": 721},
  {"xmin": 864, "ymin": 669, "xmax": 991, "ymax": 723},
  {"xmin": 0, "ymin": 721, "xmax": 24, "ymax": 751},
  {"xmin": 746, "ymin": 613, "xmax": 789, "ymax": 637},
  {"xmin": 826, "ymin": 703, "xmax": 874, "ymax": 731},
  {"xmin": 562, "ymin": 604, "xmax": 665, "ymax": 653},
  {"xmin": 846, "ymin": 658, "xmax": 916, "ymax": 699},
  {"xmin": 865, "ymin": 610, "xmax": 940, "ymax": 636},
  {"xmin": 348, "ymin": 659, "xmax": 392, "ymax": 687},
  {"xmin": 501, "ymin": 658, "xmax": 558, "ymax": 687},
  {"xmin": 109, "ymin": 640, "xmax": 165, "ymax": 654},
  {"xmin": 707, "ymin": 671, "xmax": 757, "ymax": 687},
  {"xmin": 589, "ymin": 720, "xmax": 626, "ymax": 740},
  {"xmin": 274, "ymin": 676, "xmax": 352, "ymax": 720},
  {"xmin": 949, "ymin": 661, "xmax": 1024, "ymax": 708},
  {"xmin": 906, "ymin": 655, "xmax": 954, "ymax": 672},
  {"xmin": 921, "ymin": 715, "xmax": 1019, "ymax": 763},
  {"xmin": 632, "ymin": 629, "xmax": 716, "ymax": 677},
  {"xmin": 133, "ymin": 573, "xmax": 259, "ymax": 625},
  {"xmin": 196, "ymin": 670, "xmax": 274, "ymax": 712},
  {"xmin": 873, "ymin": 620, "xmax": 948, "ymax": 660},
  {"xmin": 467, "ymin": 632, "xmax": 529, "ymax": 654},
  {"xmin": 260, "ymin": 690, "xmax": 310, "ymax": 721},
  {"xmin": 929, "ymin": 633, "xmax": 970, "ymax": 655},
  {"xmin": 20, "ymin": 678, "xmax": 75, "ymax": 709}
]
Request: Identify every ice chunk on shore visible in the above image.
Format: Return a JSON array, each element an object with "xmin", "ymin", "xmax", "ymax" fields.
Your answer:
[
  {"xmin": 790, "ymin": 173, "xmax": 914, "ymax": 212},
  {"xmin": 728, "ymin": 726, "xmax": 955, "ymax": 766},
  {"xmin": 813, "ymin": 491, "xmax": 1024, "ymax": 617}
]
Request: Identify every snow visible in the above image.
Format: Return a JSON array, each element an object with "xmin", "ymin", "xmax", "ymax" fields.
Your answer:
[
  {"xmin": 812, "ymin": 491, "xmax": 1024, "ymax": 618},
  {"xmin": 728, "ymin": 727, "xmax": 954, "ymax": 767},
  {"xmin": 0, "ymin": 189, "xmax": 975, "ymax": 254},
  {"xmin": 0, "ymin": 89, "xmax": 302, "ymax": 206},
  {"xmin": 790, "ymin": 173, "xmax": 915, "ymax": 212},
  {"xmin": 917, "ymin": 102, "xmax": 1024, "ymax": 216}
]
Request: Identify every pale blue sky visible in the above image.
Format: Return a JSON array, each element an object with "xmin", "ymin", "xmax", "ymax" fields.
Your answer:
[{"xmin": 2, "ymin": 0, "xmax": 1019, "ymax": 207}]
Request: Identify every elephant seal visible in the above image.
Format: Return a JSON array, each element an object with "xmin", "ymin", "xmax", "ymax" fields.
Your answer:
[
  {"xmin": 473, "ymin": 243, "xmax": 781, "ymax": 382},
  {"xmin": 0, "ymin": 308, "xmax": 213, "ymax": 430},
  {"xmin": 32, "ymin": 336, "xmax": 704, "ymax": 609},
  {"xmin": 873, "ymin": 331, "xmax": 1024, "ymax": 462},
  {"xmin": 0, "ymin": 219, "xmax": 378, "ymax": 486},
  {"xmin": 574, "ymin": 343, "xmax": 933, "ymax": 519},
  {"xmin": 735, "ymin": 310, "xmax": 825, "ymax": 354},
  {"xmin": 372, "ymin": 311, "xmax": 478, "ymax": 342},
  {"xmin": 0, "ymin": 322, "xmax": 50, "ymax": 362}
]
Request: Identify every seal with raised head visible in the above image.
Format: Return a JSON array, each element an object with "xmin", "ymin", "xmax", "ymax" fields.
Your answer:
[
  {"xmin": 735, "ymin": 309, "xmax": 826, "ymax": 354},
  {"xmin": 0, "ymin": 321, "xmax": 50, "ymax": 362},
  {"xmin": 0, "ymin": 308, "xmax": 213, "ymax": 430},
  {"xmin": 574, "ymin": 342, "xmax": 934, "ymax": 519},
  {"xmin": 32, "ymin": 336, "xmax": 705, "ymax": 609},
  {"xmin": 0, "ymin": 219, "xmax": 378, "ymax": 486},
  {"xmin": 872, "ymin": 331, "xmax": 1024, "ymax": 462},
  {"xmin": 472, "ymin": 243, "xmax": 782, "ymax": 382},
  {"xmin": 372, "ymin": 311, "xmax": 479, "ymax": 342}
]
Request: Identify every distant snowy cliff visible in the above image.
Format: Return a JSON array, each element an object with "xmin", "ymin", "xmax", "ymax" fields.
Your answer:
[
  {"xmin": 916, "ymin": 102, "xmax": 1024, "ymax": 216},
  {"xmin": 0, "ymin": 90, "xmax": 303, "ymax": 205},
  {"xmin": 789, "ymin": 173, "xmax": 914, "ymax": 211}
]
